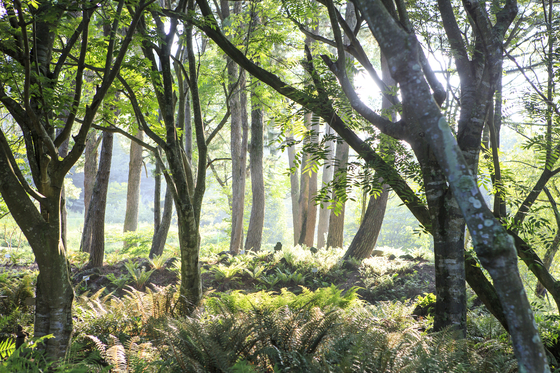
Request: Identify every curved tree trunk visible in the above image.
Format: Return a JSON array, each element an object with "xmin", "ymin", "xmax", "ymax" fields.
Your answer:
[
  {"xmin": 123, "ymin": 130, "xmax": 144, "ymax": 237},
  {"xmin": 150, "ymin": 186, "xmax": 174, "ymax": 258},
  {"xmin": 245, "ymin": 78, "xmax": 265, "ymax": 252},
  {"xmin": 343, "ymin": 50, "xmax": 393, "ymax": 260},
  {"xmin": 343, "ymin": 185, "xmax": 389, "ymax": 260}
]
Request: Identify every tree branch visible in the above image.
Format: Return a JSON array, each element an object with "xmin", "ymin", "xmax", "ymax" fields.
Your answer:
[{"xmin": 54, "ymin": 8, "xmax": 92, "ymax": 148}]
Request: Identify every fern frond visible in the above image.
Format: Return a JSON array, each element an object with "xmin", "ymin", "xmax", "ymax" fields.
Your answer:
[{"xmin": 86, "ymin": 334, "xmax": 107, "ymax": 359}]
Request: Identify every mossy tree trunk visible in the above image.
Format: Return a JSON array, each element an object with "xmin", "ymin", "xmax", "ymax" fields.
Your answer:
[
  {"xmin": 125, "ymin": 0, "xmax": 228, "ymax": 312},
  {"xmin": 0, "ymin": 0, "xmax": 146, "ymax": 359},
  {"xmin": 195, "ymin": 0, "xmax": 549, "ymax": 369}
]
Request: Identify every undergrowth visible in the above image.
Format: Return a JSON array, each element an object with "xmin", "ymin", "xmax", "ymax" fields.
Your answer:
[{"xmin": 2, "ymin": 245, "xmax": 557, "ymax": 371}]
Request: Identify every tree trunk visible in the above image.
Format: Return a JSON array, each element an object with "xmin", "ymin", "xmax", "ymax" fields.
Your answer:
[
  {"xmin": 83, "ymin": 131, "xmax": 99, "ymax": 244},
  {"xmin": 34, "ymin": 237, "xmax": 74, "ymax": 359},
  {"xmin": 176, "ymin": 199, "xmax": 202, "ymax": 310},
  {"xmin": 287, "ymin": 133, "xmax": 301, "ymax": 246},
  {"xmin": 123, "ymin": 130, "xmax": 144, "ymax": 236},
  {"xmin": 343, "ymin": 185, "xmax": 389, "ymax": 260},
  {"xmin": 326, "ymin": 139, "xmax": 349, "ymax": 249},
  {"xmin": 325, "ymin": 2, "xmax": 354, "ymax": 250},
  {"xmin": 58, "ymin": 131, "xmax": 69, "ymax": 251},
  {"xmin": 536, "ymin": 232, "xmax": 560, "ymax": 297},
  {"xmin": 297, "ymin": 114, "xmax": 311, "ymax": 246},
  {"xmin": 465, "ymin": 254, "xmax": 509, "ymax": 331},
  {"xmin": 185, "ymin": 93, "xmax": 193, "ymax": 164},
  {"xmin": 82, "ymin": 131, "xmax": 113, "ymax": 267},
  {"xmin": 196, "ymin": 1, "xmax": 549, "ymax": 369},
  {"xmin": 226, "ymin": 1, "xmax": 248, "ymax": 254},
  {"xmin": 150, "ymin": 185, "xmax": 174, "ymax": 258},
  {"xmin": 433, "ymin": 194, "xmax": 467, "ymax": 335},
  {"xmin": 0, "ymin": 144, "xmax": 75, "ymax": 359},
  {"xmin": 343, "ymin": 50, "xmax": 393, "ymax": 260},
  {"xmin": 316, "ymin": 125, "xmax": 335, "ymax": 249},
  {"xmin": 298, "ymin": 116, "xmax": 319, "ymax": 247},
  {"xmin": 355, "ymin": 0, "xmax": 548, "ymax": 366},
  {"xmin": 153, "ymin": 159, "xmax": 162, "ymax": 234},
  {"xmin": 245, "ymin": 77, "xmax": 265, "ymax": 252}
]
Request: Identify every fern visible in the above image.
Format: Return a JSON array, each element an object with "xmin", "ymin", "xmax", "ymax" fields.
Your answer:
[
  {"xmin": 0, "ymin": 337, "xmax": 15, "ymax": 360},
  {"xmin": 86, "ymin": 334, "xmax": 159, "ymax": 373}
]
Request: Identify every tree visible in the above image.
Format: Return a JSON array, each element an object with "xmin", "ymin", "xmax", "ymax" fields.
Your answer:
[
  {"xmin": 83, "ymin": 131, "xmax": 100, "ymax": 234},
  {"xmin": 123, "ymin": 130, "xmax": 144, "ymax": 238},
  {"xmin": 245, "ymin": 75, "xmax": 265, "ymax": 252},
  {"xmin": 325, "ymin": 1, "xmax": 355, "ymax": 250},
  {"xmin": 316, "ymin": 124, "xmax": 335, "ymax": 249},
  {"xmin": 0, "ymin": 0, "xmax": 148, "ymax": 358},
  {"xmin": 117, "ymin": 0, "xmax": 230, "ymax": 311},
  {"xmin": 193, "ymin": 0, "xmax": 549, "ymax": 369},
  {"xmin": 217, "ymin": 0, "xmax": 249, "ymax": 254},
  {"xmin": 343, "ymin": 52, "xmax": 393, "ymax": 260},
  {"xmin": 150, "ymin": 159, "xmax": 174, "ymax": 259},
  {"xmin": 80, "ymin": 130, "xmax": 113, "ymax": 267}
]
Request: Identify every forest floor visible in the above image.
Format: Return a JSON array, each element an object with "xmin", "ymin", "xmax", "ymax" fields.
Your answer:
[
  {"xmin": 0, "ymin": 247, "xmax": 537, "ymax": 372},
  {"xmin": 64, "ymin": 248, "xmax": 436, "ymax": 308}
]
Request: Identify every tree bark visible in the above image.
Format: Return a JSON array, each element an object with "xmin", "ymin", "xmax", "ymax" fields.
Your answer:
[
  {"xmin": 355, "ymin": 0, "xmax": 548, "ymax": 368},
  {"xmin": 83, "ymin": 131, "xmax": 113, "ymax": 267},
  {"xmin": 343, "ymin": 50, "xmax": 393, "ymax": 260},
  {"xmin": 298, "ymin": 116, "xmax": 319, "ymax": 247},
  {"xmin": 83, "ymin": 130, "xmax": 99, "ymax": 236},
  {"xmin": 150, "ymin": 185, "xmax": 174, "ymax": 258},
  {"xmin": 343, "ymin": 185, "xmax": 389, "ymax": 260},
  {"xmin": 245, "ymin": 77, "xmax": 265, "ymax": 252},
  {"xmin": 185, "ymin": 93, "xmax": 193, "ymax": 164},
  {"xmin": 195, "ymin": 1, "xmax": 549, "ymax": 369},
  {"xmin": 153, "ymin": 159, "xmax": 162, "ymax": 234},
  {"xmin": 57, "ymin": 131, "xmax": 69, "ymax": 251},
  {"xmin": 123, "ymin": 130, "xmax": 144, "ymax": 236},
  {"xmin": 326, "ymin": 139, "xmax": 349, "ymax": 249},
  {"xmin": 226, "ymin": 1, "xmax": 248, "ymax": 254},
  {"xmin": 316, "ymin": 125, "xmax": 335, "ymax": 249},
  {"xmin": 465, "ymin": 254, "xmax": 509, "ymax": 331},
  {"xmin": 287, "ymin": 133, "xmax": 301, "ymax": 246}
]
